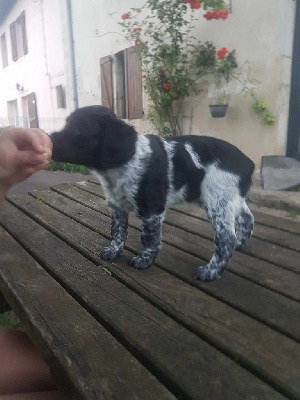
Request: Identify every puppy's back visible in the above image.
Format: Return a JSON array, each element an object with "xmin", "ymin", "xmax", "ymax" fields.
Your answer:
[{"xmin": 166, "ymin": 135, "xmax": 255, "ymax": 197}]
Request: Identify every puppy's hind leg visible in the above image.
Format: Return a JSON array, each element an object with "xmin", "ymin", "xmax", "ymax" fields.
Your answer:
[
  {"xmin": 101, "ymin": 205, "xmax": 128, "ymax": 261},
  {"xmin": 129, "ymin": 213, "xmax": 164, "ymax": 270},
  {"xmin": 235, "ymin": 200, "xmax": 254, "ymax": 250},
  {"xmin": 194, "ymin": 197, "xmax": 236, "ymax": 282}
]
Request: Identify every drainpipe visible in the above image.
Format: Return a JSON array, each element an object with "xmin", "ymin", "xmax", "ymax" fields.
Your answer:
[{"xmin": 66, "ymin": 0, "xmax": 78, "ymax": 110}]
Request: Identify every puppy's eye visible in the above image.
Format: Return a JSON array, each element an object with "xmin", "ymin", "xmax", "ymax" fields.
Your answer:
[{"xmin": 74, "ymin": 128, "xmax": 80, "ymax": 136}]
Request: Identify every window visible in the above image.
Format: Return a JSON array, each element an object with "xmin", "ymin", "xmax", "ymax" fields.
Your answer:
[
  {"xmin": 100, "ymin": 46, "xmax": 143, "ymax": 119},
  {"xmin": 1, "ymin": 33, "xmax": 8, "ymax": 68},
  {"xmin": 10, "ymin": 11, "xmax": 28, "ymax": 62},
  {"xmin": 7, "ymin": 100, "xmax": 19, "ymax": 126},
  {"xmin": 56, "ymin": 85, "xmax": 66, "ymax": 109}
]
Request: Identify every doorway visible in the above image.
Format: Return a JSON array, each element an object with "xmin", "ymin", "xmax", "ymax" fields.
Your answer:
[{"xmin": 22, "ymin": 92, "xmax": 39, "ymax": 128}]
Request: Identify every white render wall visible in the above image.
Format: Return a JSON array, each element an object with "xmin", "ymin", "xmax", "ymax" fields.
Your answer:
[
  {"xmin": 66, "ymin": 0, "xmax": 296, "ymax": 165},
  {"xmin": 0, "ymin": 0, "xmax": 67, "ymax": 131}
]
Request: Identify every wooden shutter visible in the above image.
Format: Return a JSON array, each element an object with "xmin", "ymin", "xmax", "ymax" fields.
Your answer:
[
  {"xmin": 19, "ymin": 11, "xmax": 28, "ymax": 55},
  {"xmin": 10, "ymin": 21, "xmax": 18, "ymax": 61},
  {"xmin": 124, "ymin": 47, "xmax": 143, "ymax": 119},
  {"xmin": 27, "ymin": 93, "xmax": 39, "ymax": 128},
  {"xmin": 100, "ymin": 56, "xmax": 114, "ymax": 111}
]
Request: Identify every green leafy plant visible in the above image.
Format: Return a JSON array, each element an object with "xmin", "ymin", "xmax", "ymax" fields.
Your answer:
[
  {"xmin": 251, "ymin": 100, "xmax": 277, "ymax": 125},
  {"xmin": 0, "ymin": 312, "xmax": 22, "ymax": 330},
  {"xmin": 195, "ymin": 41, "xmax": 277, "ymax": 124},
  {"xmin": 196, "ymin": 41, "xmax": 237, "ymax": 104}
]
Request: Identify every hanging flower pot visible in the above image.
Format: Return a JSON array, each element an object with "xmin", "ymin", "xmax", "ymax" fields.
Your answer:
[
  {"xmin": 209, "ymin": 104, "xmax": 228, "ymax": 118},
  {"xmin": 209, "ymin": 84, "xmax": 229, "ymax": 118}
]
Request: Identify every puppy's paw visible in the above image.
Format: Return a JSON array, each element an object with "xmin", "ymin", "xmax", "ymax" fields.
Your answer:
[
  {"xmin": 194, "ymin": 265, "xmax": 221, "ymax": 282},
  {"xmin": 100, "ymin": 245, "xmax": 121, "ymax": 261},
  {"xmin": 129, "ymin": 255, "xmax": 153, "ymax": 270}
]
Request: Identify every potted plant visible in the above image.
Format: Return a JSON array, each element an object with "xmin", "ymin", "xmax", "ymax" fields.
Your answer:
[
  {"xmin": 209, "ymin": 88, "xmax": 228, "ymax": 117},
  {"xmin": 196, "ymin": 42, "xmax": 237, "ymax": 118}
]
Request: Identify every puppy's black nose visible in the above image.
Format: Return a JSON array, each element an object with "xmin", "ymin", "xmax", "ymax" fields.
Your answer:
[{"xmin": 50, "ymin": 132, "xmax": 61, "ymax": 162}]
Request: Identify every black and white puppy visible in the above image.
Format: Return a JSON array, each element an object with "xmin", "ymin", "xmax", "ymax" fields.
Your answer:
[{"xmin": 51, "ymin": 105, "xmax": 254, "ymax": 281}]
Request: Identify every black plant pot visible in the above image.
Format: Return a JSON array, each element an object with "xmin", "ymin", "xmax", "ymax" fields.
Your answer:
[{"xmin": 209, "ymin": 104, "xmax": 228, "ymax": 118}]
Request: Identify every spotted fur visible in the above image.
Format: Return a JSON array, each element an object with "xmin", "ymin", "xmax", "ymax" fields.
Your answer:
[{"xmin": 51, "ymin": 106, "xmax": 255, "ymax": 281}]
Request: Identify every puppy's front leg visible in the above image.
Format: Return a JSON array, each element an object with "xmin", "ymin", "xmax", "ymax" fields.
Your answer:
[
  {"xmin": 129, "ymin": 213, "xmax": 164, "ymax": 270},
  {"xmin": 101, "ymin": 205, "xmax": 128, "ymax": 261}
]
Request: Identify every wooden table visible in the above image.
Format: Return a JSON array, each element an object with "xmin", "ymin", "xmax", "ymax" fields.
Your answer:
[{"xmin": 0, "ymin": 180, "xmax": 299, "ymax": 400}]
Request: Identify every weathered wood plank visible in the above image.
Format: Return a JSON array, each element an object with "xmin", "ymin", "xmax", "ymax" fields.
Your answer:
[
  {"xmin": 0, "ymin": 203, "xmax": 288, "ymax": 400},
  {"xmin": 249, "ymin": 205, "xmax": 300, "ymax": 235},
  {"xmin": 170, "ymin": 206, "xmax": 300, "ymax": 252},
  {"xmin": 0, "ymin": 224, "xmax": 174, "ymax": 400},
  {"xmin": 174, "ymin": 201, "xmax": 300, "ymax": 236},
  {"xmin": 52, "ymin": 184, "xmax": 300, "ymax": 301},
  {"xmin": 75, "ymin": 181, "xmax": 300, "ymax": 273},
  {"xmin": 164, "ymin": 208, "xmax": 300, "ymax": 267},
  {"xmin": 7, "ymin": 192, "xmax": 300, "ymax": 344},
  {"xmin": 86, "ymin": 179, "xmax": 300, "ymax": 236}
]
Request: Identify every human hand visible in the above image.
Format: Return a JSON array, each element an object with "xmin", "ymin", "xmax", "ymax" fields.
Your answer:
[{"xmin": 0, "ymin": 127, "xmax": 52, "ymax": 201}]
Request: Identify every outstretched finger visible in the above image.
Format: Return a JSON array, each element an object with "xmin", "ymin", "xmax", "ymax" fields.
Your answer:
[
  {"xmin": 31, "ymin": 128, "xmax": 53, "ymax": 156},
  {"xmin": 10, "ymin": 127, "xmax": 51, "ymax": 155},
  {"xmin": 16, "ymin": 150, "xmax": 50, "ymax": 167}
]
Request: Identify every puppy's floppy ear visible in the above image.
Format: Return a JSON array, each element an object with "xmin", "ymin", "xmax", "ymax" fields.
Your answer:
[{"xmin": 95, "ymin": 114, "xmax": 137, "ymax": 169}]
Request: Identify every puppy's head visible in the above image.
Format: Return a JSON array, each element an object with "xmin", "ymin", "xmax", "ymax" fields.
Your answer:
[{"xmin": 51, "ymin": 105, "xmax": 137, "ymax": 170}]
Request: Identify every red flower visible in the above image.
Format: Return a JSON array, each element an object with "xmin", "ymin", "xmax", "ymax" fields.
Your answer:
[
  {"xmin": 185, "ymin": 0, "xmax": 201, "ymax": 9},
  {"xmin": 190, "ymin": 0, "xmax": 201, "ymax": 9},
  {"xmin": 157, "ymin": 76, "xmax": 161, "ymax": 81},
  {"xmin": 121, "ymin": 13, "xmax": 130, "ymax": 20},
  {"xmin": 217, "ymin": 47, "xmax": 227, "ymax": 59},
  {"xmin": 163, "ymin": 83, "xmax": 170, "ymax": 91},
  {"xmin": 203, "ymin": 9, "xmax": 229, "ymax": 21},
  {"xmin": 142, "ymin": 75, "xmax": 146, "ymax": 79},
  {"xmin": 219, "ymin": 9, "xmax": 229, "ymax": 20},
  {"xmin": 133, "ymin": 27, "xmax": 141, "ymax": 32},
  {"xmin": 134, "ymin": 39, "xmax": 138, "ymax": 46}
]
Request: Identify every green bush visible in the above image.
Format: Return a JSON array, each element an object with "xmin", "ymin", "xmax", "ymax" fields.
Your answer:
[
  {"xmin": 0, "ymin": 312, "xmax": 22, "ymax": 330},
  {"xmin": 48, "ymin": 159, "xmax": 89, "ymax": 174},
  {"xmin": 0, "ymin": 126, "xmax": 7, "ymax": 135}
]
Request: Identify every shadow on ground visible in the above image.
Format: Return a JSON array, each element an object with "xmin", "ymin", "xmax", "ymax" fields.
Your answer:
[{"xmin": 8, "ymin": 170, "xmax": 93, "ymax": 196}]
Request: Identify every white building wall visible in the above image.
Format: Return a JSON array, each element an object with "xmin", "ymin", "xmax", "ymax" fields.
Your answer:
[
  {"xmin": 0, "ymin": 0, "xmax": 295, "ymax": 164},
  {"xmin": 183, "ymin": 0, "xmax": 296, "ymax": 165},
  {"xmin": 0, "ymin": 0, "xmax": 67, "ymax": 132},
  {"xmin": 67, "ymin": 0, "xmax": 296, "ymax": 166}
]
